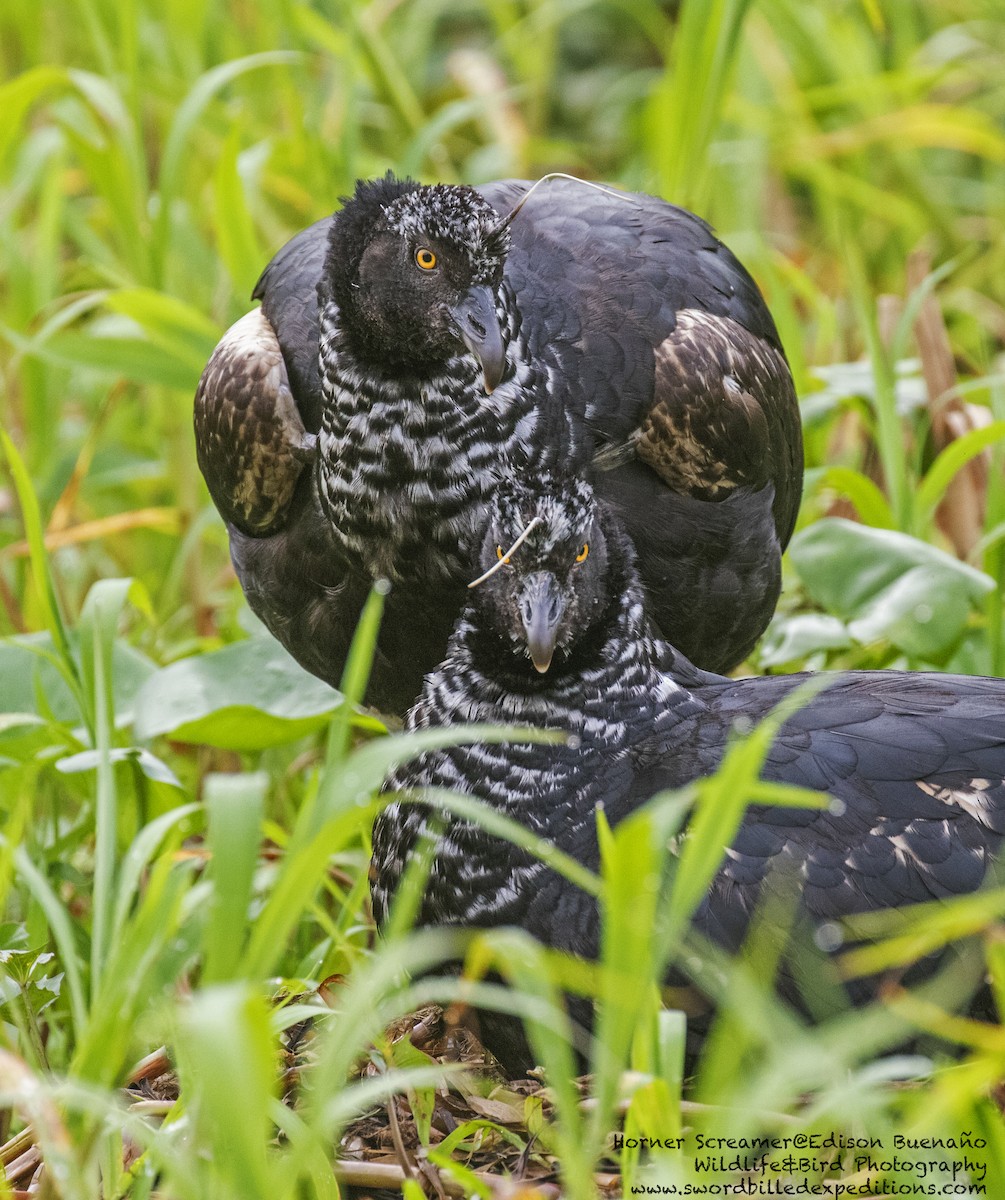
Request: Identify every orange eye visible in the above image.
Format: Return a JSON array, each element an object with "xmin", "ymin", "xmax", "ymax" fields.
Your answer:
[
  {"xmin": 575, "ymin": 543, "xmax": 589, "ymax": 564},
  {"xmin": 415, "ymin": 247, "xmax": 437, "ymax": 270},
  {"xmin": 495, "ymin": 546, "xmax": 511, "ymax": 565}
]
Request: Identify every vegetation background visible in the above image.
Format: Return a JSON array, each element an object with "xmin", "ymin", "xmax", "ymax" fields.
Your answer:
[{"xmin": 1, "ymin": 0, "xmax": 1004, "ymax": 1195}]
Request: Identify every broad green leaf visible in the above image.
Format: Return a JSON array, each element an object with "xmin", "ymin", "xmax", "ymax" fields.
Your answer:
[
  {"xmin": 132, "ymin": 638, "xmax": 345, "ymax": 749},
  {"xmin": 758, "ymin": 613, "xmax": 853, "ymax": 668},
  {"xmin": 789, "ymin": 518, "xmax": 993, "ymax": 619},
  {"xmin": 847, "ymin": 563, "xmax": 976, "ymax": 659},
  {"xmin": 800, "ymin": 358, "xmax": 927, "ymax": 424},
  {"xmin": 0, "ymin": 633, "xmax": 156, "ymax": 727}
]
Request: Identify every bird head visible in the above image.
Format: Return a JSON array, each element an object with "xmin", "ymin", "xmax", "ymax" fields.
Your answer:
[
  {"xmin": 322, "ymin": 173, "xmax": 509, "ymax": 391},
  {"xmin": 467, "ymin": 473, "xmax": 614, "ymax": 675}
]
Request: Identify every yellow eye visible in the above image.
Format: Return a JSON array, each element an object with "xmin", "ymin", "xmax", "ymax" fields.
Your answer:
[
  {"xmin": 496, "ymin": 545, "xmax": 511, "ymax": 565},
  {"xmin": 415, "ymin": 247, "xmax": 437, "ymax": 270},
  {"xmin": 575, "ymin": 543, "xmax": 589, "ymax": 564}
]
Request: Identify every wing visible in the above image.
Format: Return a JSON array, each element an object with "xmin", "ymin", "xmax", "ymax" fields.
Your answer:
[
  {"xmin": 194, "ymin": 219, "xmax": 332, "ymax": 537},
  {"xmin": 193, "ymin": 307, "xmax": 315, "ymax": 536},
  {"xmin": 596, "ymin": 465, "xmax": 784, "ymax": 672},
  {"xmin": 252, "ymin": 216, "xmax": 332, "ymax": 432},
  {"xmin": 478, "ymin": 179, "xmax": 803, "ymax": 548},
  {"xmin": 550, "ymin": 670, "xmax": 1005, "ymax": 946},
  {"xmin": 684, "ymin": 672, "xmax": 1005, "ymax": 949}
]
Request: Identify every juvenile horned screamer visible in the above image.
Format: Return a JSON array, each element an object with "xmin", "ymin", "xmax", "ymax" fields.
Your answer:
[{"xmin": 373, "ymin": 472, "xmax": 1005, "ymax": 1073}]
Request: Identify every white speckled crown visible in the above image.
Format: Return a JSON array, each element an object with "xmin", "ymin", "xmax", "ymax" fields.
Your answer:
[
  {"xmin": 382, "ymin": 185, "xmax": 510, "ymax": 284},
  {"xmin": 492, "ymin": 472, "xmax": 597, "ymax": 558}
]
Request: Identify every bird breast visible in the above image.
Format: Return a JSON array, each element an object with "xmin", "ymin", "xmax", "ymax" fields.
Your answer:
[{"xmin": 315, "ymin": 320, "xmax": 540, "ymax": 585}]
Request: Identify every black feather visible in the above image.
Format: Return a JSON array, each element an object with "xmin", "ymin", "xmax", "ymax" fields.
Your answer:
[
  {"xmin": 195, "ymin": 176, "xmax": 803, "ymax": 711},
  {"xmin": 374, "ymin": 474, "xmax": 1005, "ymax": 1072}
]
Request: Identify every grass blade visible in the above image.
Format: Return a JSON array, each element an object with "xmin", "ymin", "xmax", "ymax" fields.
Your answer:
[
  {"xmin": 202, "ymin": 772, "xmax": 267, "ymax": 985},
  {"xmin": 0, "ymin": 430, "xmax": 83, "ymax": 720}
]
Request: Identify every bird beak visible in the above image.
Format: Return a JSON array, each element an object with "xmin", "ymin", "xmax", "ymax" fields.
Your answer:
[
  {"xmin": 519, "ymin": 572, "xmax": 565, "ymax": 673},
  {"xmin": 453, "ymin": 285, "xmax": 505, "ymax": 394}
]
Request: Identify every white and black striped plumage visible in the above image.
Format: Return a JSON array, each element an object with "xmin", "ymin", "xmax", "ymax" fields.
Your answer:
[
  {"xmin": 195, "ymin": 174, "xmax": 801, "ymax": 712},
  {"xmin": 372, "ymin": 474, "xmax": 1005, "ymax": 1072}
]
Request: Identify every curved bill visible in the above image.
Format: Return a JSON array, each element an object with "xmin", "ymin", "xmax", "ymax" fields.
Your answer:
[
  {"xmin": 453, "ymin": 285, "xmax": 505, "ymax": 394},
  {"xmin": 519, "ymin": 572, "xmax": 565, "ymax": 673}
]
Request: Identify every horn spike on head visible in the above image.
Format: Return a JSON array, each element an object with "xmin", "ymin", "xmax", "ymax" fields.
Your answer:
[
  {"xmin": 489, "ymin": 172, "xmax": 635, "ymax": 237},
  {"xmin": 467, "ymin": 516, "xmax": 543, "ymax": 589}
]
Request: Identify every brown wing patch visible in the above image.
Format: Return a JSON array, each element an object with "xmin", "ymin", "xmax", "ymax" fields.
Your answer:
[
  {"xmin": 194, "ymin": 308, "xmax": 315, "ymax": 536},
  {"xmin": 634, "ymin": 310, "xmax": 800, "ymax": 530}
]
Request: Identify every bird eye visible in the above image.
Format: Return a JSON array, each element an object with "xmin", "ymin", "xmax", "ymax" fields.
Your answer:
[
  {"xmin": 575, "ymin": 543, "xmax": 589, "ymax": 564},
  {"xmin": 415, "ymin": 247, "xmax": 437, "ymax": 270},
  {"xmin": 495, "ymin": 545, "xmax": 511, "ymax": 565}
]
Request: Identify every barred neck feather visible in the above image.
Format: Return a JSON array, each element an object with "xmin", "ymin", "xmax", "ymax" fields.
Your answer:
[
  {"xmin": 373, "ymin": 561, "xmax": 701, "ymax": 928},
  {"xmin": 315, "ymin": 291, "xmax": 578, "ymax": 584},
  {"xmin": 393, "ymin": 559, "xmax": 699, "ymax": 810},
  {"xmin": 422, "ymin": 584, "xmax": 658, "ymax": 724}
]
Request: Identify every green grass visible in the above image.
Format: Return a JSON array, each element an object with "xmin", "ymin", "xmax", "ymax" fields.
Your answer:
[{"xmin": 2, "ymin": 0, "xmax": 1005, "ymax": 1195}]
